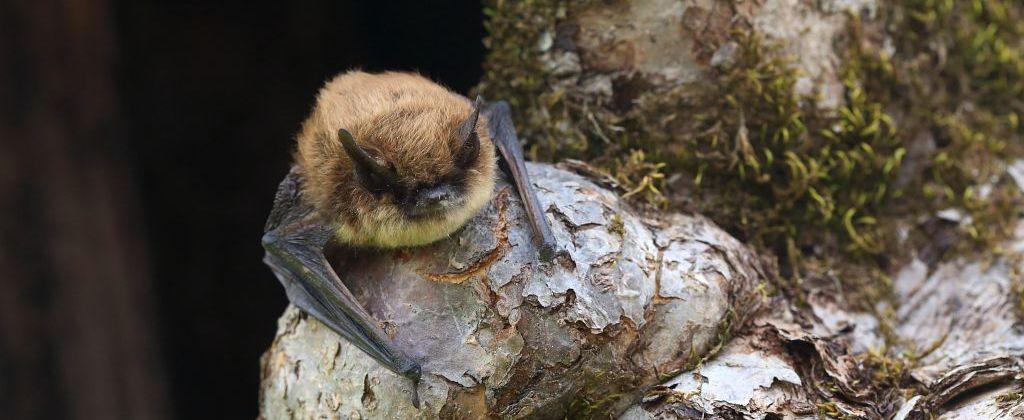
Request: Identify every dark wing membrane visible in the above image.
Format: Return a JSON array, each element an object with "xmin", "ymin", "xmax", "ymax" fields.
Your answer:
[
  {"xmin": 261, "ymin": 168, "xmax": 421, "ymax": 405},
  {"xmin": 484, "ymin": 100, "xmax": 558, "ymax": 261}
]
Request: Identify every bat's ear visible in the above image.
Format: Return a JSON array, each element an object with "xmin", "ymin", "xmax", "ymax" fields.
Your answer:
[
  {"xmin": 338, "ymin": 128, "xmax": 398, "ymax": 192},
  {"xmin": 455, "ymin": 96, "xmax": 483, "ymax": 168}
]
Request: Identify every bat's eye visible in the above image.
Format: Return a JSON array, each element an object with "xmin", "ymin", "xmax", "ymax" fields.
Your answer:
[
  {"xmin": 359, "ymin": 165, "xmax": 398, "ymax": 194},
  {"xmin": 337, "ymin": 129, "xmax": 400, "ymax": 194}
]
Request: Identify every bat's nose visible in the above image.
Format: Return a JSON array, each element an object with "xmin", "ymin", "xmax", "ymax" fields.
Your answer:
[
  {"xmin": 408, "ymin": 185, "xmax": 457, "ymax": 217},
  {"xmin": 421, "ymin": 185, "xmax": 454, "ymax": 205}
]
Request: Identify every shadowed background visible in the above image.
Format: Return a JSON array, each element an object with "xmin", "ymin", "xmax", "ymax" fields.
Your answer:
[{"xmin": 0, "ymin": 0, "xmax": 483, "ymax": 418}]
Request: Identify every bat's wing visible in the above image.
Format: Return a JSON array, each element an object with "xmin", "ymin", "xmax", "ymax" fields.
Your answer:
[
  {"xmin": 483, "ymin": 99, "xmax": 558, "ymax": 261},
  {"xmin": 262, "ymin": 167, "xmax": 421, "ymax": 406}
]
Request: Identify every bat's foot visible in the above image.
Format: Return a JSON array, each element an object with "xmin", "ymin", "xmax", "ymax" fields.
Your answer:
[{"xmin": 410, "ymin": 378, "xmax": 421, "ymax": 409}]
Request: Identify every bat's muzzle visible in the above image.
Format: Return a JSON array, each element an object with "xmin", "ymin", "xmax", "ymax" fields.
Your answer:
[{"xmin": 407, "ymin": 184, "xmax": 460, "ymax": 217}]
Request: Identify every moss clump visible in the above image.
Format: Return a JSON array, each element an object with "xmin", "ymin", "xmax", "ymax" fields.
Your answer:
[
  {"xmin": 607, "ymin": 213, "xmax": 626, "ymax": 236},
  {"xmin": 479, "ymin": 2, "xmax": 911, "ymax": 287},
  {"xmin": 630, "ymin": 34, "xmax": 904, "ymax": 264},
  {"xmin": 477, "ymin": 0, "xmax": 589, "ymax": 160},
  {"xmin": 856, "ymin": 0, "xmax": 1024, "ymax": 254},
  {"xmin": 613, "ymin": 150, "xmax": 668, "ymax": 207}
]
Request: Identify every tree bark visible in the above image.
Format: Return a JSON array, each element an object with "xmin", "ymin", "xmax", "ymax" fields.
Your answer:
[
  {"xmin": 258, "ymin": 163, "xmax": 772, "ymax": 418},
  {"xmin": 258, "ymin": 164, "xmax": 1024, "ymax": 419},
  {"xmin": 624, "ymin": 226, "xmax": 1024, "ymax": 419}
]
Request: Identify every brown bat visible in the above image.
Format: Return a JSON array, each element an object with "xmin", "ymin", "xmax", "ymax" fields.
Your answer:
[{"xmin": 261, "ymin": 71, "xmax": 556, "ymax": 406}]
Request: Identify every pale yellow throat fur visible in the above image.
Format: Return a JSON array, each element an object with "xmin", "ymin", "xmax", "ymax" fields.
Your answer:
[{"xmin": 334, "ymin": 174, "xmax": 495, "ymax": 249}]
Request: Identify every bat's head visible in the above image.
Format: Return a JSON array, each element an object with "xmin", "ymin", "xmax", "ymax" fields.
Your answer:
[{"xmin": 300, "ymin": 94, "xmax": 497, "ymax": 248}]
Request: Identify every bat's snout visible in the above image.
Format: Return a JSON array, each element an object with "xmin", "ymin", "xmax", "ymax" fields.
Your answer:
[{"xmin": 407, "ymin": 184, "xmax": 460, "ymax": 217}]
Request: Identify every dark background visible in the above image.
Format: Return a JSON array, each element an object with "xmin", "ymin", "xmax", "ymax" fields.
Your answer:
[{"xmin": 0, "ymin": 0, "xmax": 484, "ymax": 419}]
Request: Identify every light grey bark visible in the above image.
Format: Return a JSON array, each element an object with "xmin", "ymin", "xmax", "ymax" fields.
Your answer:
[
  {"xmin": 621, "ymin": 202, "xmax": 1024, "ymax": 419},
  {"xmin": 258, "ymin": 163, "xmax": 771, "ymax": 418},
  {"xmin": 888, "ymin": 251, "xmax": 1024, "ymax": 419},
  {"xmin": 621, "ymin": 250, "xmax": 1024, "ymax": 420},
  {"xmin": 258, "ymin": 167, "xmax": 1024, "ymax": 420}
]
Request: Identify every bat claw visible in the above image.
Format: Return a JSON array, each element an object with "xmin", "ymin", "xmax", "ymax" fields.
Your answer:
[
  {"xmin": 403, "ymin": 362, "xmax": 421, "ymax": 381},
  {"xmin": 538, "ymin": 241, "xmax": 557, "ymax": 262},
  {"xmin": 411, "ymin": 384, "xmax": 421, "ymax": 409}
]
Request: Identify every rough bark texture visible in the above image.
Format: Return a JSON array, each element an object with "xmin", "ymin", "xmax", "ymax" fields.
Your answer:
[
  {"xmin": 258, "ymin": 163, "xmax": 772, "ymax": 418},
  {"xmin": 261, "ymin": 166, "xmax": 1024, "ymax": 419},
  {"xmin": 888, "ymin": 248, "xmax": 1024, "ymax": 419},
  {"xmin": 623, "ymin": 173, "xmax": 1024, "ymax": 419},
  {"xmin": 624, "ymin": 229, "xmax": 1024, "ymax": 419}
]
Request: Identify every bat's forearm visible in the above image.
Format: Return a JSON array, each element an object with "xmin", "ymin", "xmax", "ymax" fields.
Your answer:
[
  {"xmin": 486, "ymin": 100, "xmax": 558, "ymax": 261},
  {"xmin": 261, "ymin": 170, "xmax": 421, "ymax": 405}
]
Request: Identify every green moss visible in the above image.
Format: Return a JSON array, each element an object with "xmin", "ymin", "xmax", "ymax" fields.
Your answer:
[
  {"xmin": 478, "ymin": 0, "xmax": 560, "ymax": 108},
  {"xmin": 607, "ymin": 213, "xmax": 626, "ymax": 236},
  {"xmin": 837, "ymin": 0, "xmax": 1024, "ymax": 342},
  {"xmin": 613, "ymin": 150, "xmax": 668, "ymax": 208},
  {"xmin": 481, "ymin": 9, "xmax": 909, "ymax": 290},
  {"xmin": 656, "ymin": 34, "xmax": 903, "ymax": 260},
  {"xmin": 877, "ymin": 0, "xmax": 1024, "ymax": 254},
  {"xmin": 858, "ymin": 345, "xmax": 916, "ymax": 392},
  {"xmin": 816, "ymin": 401, "xmax": 846, "ymax": 419},
  {"xmin": 479, "ymin": 0, "xmax": 1024, "ymax": 296},
  {"xmin": 618, "ymin": 34, "xmax": 909, "ymax": 309}
]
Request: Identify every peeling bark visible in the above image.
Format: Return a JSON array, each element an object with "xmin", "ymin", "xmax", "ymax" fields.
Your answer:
[
  {"xmin": 258, "ymin": 164, "xmax": 771, "ymax": 418},
  {"xmin": 888, "ymin": 250, "xmax": 1024, "ymax": 419},
  {"xmin": 623, "ymin": 229, "xmax": 1024, "ymax": 419}
]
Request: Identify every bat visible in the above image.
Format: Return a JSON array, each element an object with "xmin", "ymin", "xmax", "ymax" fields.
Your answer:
[{"xmin": 261, "ymin": 71, "xmax": 557, "ymax": 407}]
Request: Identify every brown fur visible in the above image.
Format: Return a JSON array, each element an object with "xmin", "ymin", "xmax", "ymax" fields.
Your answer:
[{"xmin": 294, "ymin": 71, "xmax": 497, "ymax": 247}]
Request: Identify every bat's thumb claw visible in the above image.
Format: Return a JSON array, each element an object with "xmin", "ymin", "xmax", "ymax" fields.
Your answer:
[
  {"xmin": 538, "ymin": 242, "xmax": 557, "ymax": 262},
  {"xmin": 403, "ymin": 363, "xmax": 421, "ymax": 381}
]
